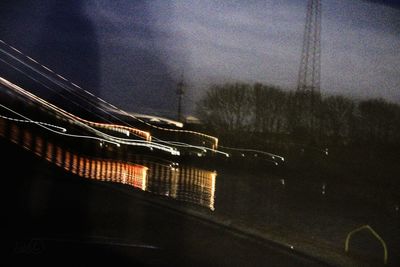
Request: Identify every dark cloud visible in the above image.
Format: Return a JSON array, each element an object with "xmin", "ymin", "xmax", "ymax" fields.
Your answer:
[
  {"xmin": 0, "ymin": 0, "xmax": 100, "ymax": 94},
  {"xmin": 364, "ymin": 0, "xmax": 400, "ymax": 10}
]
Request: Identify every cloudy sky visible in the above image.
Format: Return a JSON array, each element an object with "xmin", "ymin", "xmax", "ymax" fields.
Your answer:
[{"xmin": 0, "ymin": 0, "xmax": 399, "ymax": 116}]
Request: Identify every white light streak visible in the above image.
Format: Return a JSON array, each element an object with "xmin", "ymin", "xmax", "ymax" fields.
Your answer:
[
  {"xmin": 219, "ymin": 145, "xmax": 285, "ymax": 161},
  {"xmin": 0, "ymin": 79, "xmax": 180, "ymax": 155},
  {"xmin": 0, "ymin": 103, "xmax": 121, "ymax": 147},
  {"xmin": 0, "ymin": 38, "xmax": 219, "ymax": 148},
  {"xmin": 0, "ymin": 113, "xmax": 67, "ymax": 132}
]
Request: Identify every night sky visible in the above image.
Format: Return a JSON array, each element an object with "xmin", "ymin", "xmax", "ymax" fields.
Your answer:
[{"xmin": 0, "ymin": 0, "xmax": 399, "ymax": 116}]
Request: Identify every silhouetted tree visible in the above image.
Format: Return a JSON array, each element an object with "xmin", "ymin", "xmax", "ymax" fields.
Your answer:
[
  {"xmin": 197, "ymin": 82, "xmax": 400, "ymax": 151},
  {"xmin": 321, "ymin": 95, "xmax": 355, "ymax": 145},
  {"xmin": 196, "ymin": 83, "xmax": 253, "ymax": 133},
  {"xmin": 287, "ymin": 90, "xmax": 321, "ymax": 144},
  {"xmin": 358, "ymin": 98, "xmax": 400, "ymax": 145},
  {"xmin": 253, "ymin": 83, "xmax": 288, "ymax": 134}
]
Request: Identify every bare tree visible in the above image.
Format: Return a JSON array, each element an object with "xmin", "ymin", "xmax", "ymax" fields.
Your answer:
[
  {"xmin": 358, "ymin": 98, "xmax": 400, "ymax": 145},
  {"xmin": 197, "ymin": 82, "xmax": 400, "ymax": 150},
  {"xmin": 253, "ymin": 83, "xmax": 288, "ymax": 134},
  {"xmin": 196, "ymin": 83, "xmax": 253, "ymax": 133},
  {"xmin": 321, "ymin": 95, "xmax": 355, "ymax": 145}
]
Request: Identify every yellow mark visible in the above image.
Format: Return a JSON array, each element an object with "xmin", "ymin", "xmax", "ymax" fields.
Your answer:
[{"xmin": 345, "ymin": 224, "xmax": 388, "ymax": 265}]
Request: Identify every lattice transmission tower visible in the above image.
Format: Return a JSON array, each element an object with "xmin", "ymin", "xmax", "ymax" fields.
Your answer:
[{"xmin": 296, "ymin": 0, "xmax": 322, "ymax": 132}]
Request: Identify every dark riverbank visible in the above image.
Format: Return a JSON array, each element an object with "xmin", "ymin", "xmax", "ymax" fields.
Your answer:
[{"xmin": 2, "ymin": 139, "xmax": 328, "ymax": 267}]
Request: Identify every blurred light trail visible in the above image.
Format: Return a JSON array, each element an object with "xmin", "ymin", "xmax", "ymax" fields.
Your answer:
[
  {"xmin": 0, "ymin": 102, "xmax": 121, "ymax": 147},
  {"xmin": 0, "ymin": 56, "xmax": 211, "ymax": 155},
  {"xmin": 0, "ymin": 77, "xmax": 180, "ymax": 155},
  {"xmin": 0, "ymin": 39, "xmax": 219, "ymax": 149},
  {"xmin": 155, "ymin": 139, "xmax": 230, "ymax": 157},
  {"xmin": 219, "ymin": 145, "xmax": 285, "ymax": 162},
  {"xmin": 0, "ymin": 117, "xmax": 216, "ymax": 210},
  {"xmin": 0, "ymin": 43, "xmax": 151, "ymax": 140},
  {"xmin": 129, "ymin": 112, "xmax": 183, "ymax": 128},
  {"xmin": 0, "ymin": 54, "xmax": 151, "ymax": 141},
  {"xmin": 0, "ymin": 113, "xmax": 67, "ymax": 133},
  {"xmin": 111, "ymin": 105, "xmax": 219, "ymax": 149}
]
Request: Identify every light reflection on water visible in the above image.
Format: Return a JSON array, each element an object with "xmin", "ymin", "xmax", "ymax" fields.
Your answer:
[
  {"xmin": 0, "ymin": 118, "xmax": 216, "ymax": 210},
  {"xmin": 145, "ymin": 163, "xmax": 216, "ymax": 210}
]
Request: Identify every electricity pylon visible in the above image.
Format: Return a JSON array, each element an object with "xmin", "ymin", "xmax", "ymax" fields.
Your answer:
[{"xmin": 296, "ymin": 0, "xmax": 322, "ymax": 137}]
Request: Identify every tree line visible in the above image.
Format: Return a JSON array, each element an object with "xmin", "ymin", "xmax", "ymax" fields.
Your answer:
[{"xmin": 196, "ymin": 83, "xmax": 400, "ymax": 151}]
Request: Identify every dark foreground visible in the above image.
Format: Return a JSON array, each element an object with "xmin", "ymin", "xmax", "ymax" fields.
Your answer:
[{"xmin": 3, "ymin": 141, "xmax": 327, "ymax": 267}]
